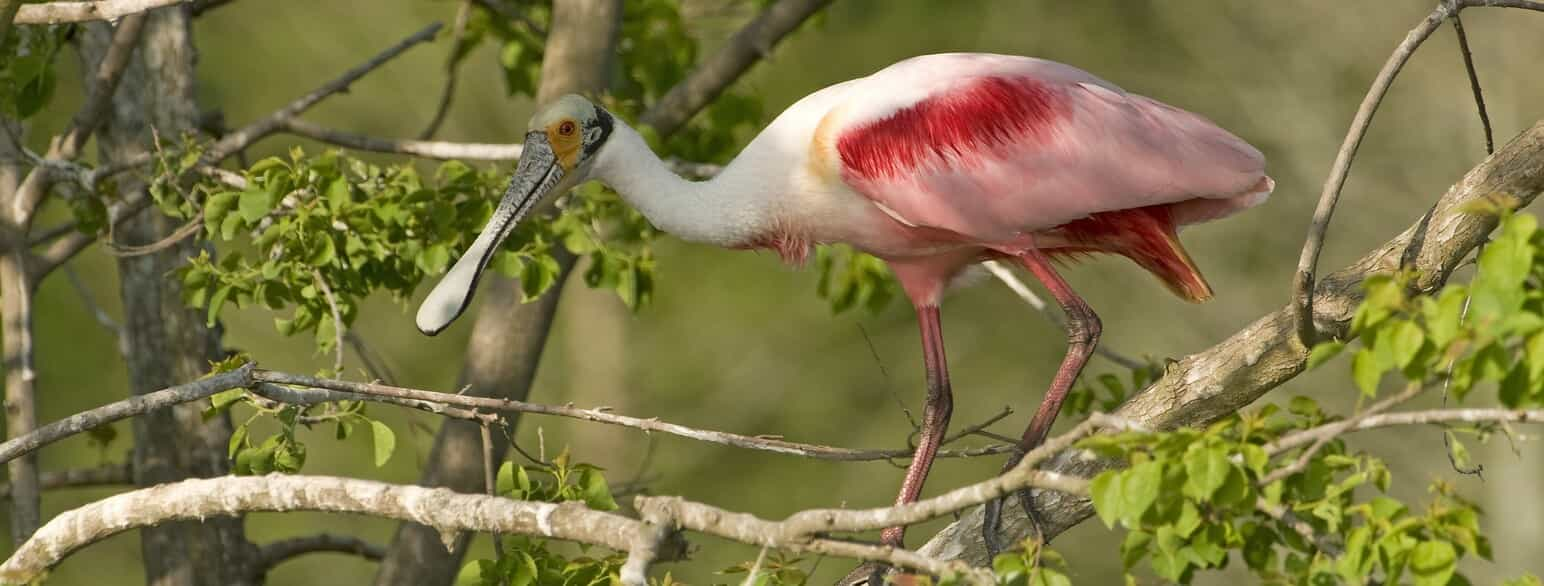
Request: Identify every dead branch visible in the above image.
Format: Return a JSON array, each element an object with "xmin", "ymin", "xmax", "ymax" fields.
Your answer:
[
  {"xmin": 13, "ymin": 0, "xmax": 187, "ymax": 24},
  {"xmin": 418, "ymin": 0, "xmax": 473, "ymax": 140}
]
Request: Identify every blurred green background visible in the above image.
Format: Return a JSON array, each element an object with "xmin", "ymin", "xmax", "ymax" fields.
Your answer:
[{"xmin": 7, "ymin": 0, "xmax": 1544, "ymax": 583}]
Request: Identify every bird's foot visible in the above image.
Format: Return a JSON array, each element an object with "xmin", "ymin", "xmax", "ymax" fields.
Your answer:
[
  {"xmin": 841, "ymin": 561, "xmax": 891, "ymax": 586},
  {"xmin": 982, "ymin": 488, "xmax": 1046, "ymax": 560}
]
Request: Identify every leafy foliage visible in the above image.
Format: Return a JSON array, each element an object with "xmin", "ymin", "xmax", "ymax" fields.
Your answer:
[{"xmin": 0, "ymin": 22, "xmax": 67, "ymax": 120}]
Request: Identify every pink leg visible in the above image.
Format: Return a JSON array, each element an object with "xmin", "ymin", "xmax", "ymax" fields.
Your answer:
[
  {"xmin": 1013, "ymin": 246, "xmax": 1100, "ymax": 453},
  {"xmin": 879, "ymin": 304, "xmax": 954, "ymax": 549},
  {"xmin": 983, "ymin": 245, "xmax": 1101, "ymax": 553}
]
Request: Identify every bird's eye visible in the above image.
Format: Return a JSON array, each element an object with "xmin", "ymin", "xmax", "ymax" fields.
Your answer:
[{"xmin": 558, "ymin": 121, "xmax": 576, "ymax": 136}]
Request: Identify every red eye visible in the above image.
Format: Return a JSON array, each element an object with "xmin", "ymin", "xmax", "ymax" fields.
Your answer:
[{"xmin": 558, "ymin": 121, "xmax": 576, "ymax": 136}]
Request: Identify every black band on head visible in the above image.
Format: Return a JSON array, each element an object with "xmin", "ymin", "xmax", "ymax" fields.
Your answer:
[{"xmin": 584, "ymin": 107, "xmax": 615, "ymax": 158}]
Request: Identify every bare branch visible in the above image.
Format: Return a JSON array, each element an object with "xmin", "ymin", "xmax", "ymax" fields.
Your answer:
[
  {"xmin": 250, "ymin": 382, "xmax": 498, "ymax": 425},
  {"xmin": 104, "ymin": 211, "xmax": 203, "ymax": 257},
  {"xmin": 418, "ymin": 0, "xmax": 473, "ymax": 140},
  {"xmin": 1266, "ymin": 407, "xmax": 1544, "ymax": 456},
  {"xmin": 251, "ymin": 370, "xmax": 1011, "ymax": 462},
  {"xmin": 280, "ymin": 117, "xmax": 523, "ymax": 160},
  {"xmin": 13, "ymin": 0, "xmax": 187, "ymax": 24},
  {"xmin": 0, "ymin": 365, "xmax": 253, "ymax": 467},
  {"xmin": 1258, "ymin": 381, "xmax": 1425, "ymax": 485},
  {"xmin": 1291, "ymin": 0, "xmax": 1544, "ymax": 345},
  {"xmin": 202, "ymin": 22, "xmax": 444, "ymax": 163},
  {"xmin": 639, "ymin": 0, "xmax": 832, "ymax": 136},
  {"xmin": 312, "ymin": 269, "xmax": 345, "ymax": 375},
  {"xmin": 0, "ymin": 462, "xmax": 131, "ymax": 499},
  {"xmin": 1450, "ymin": 13, "xmax": 1493, "ymax": 155},
  {"xmin": 255, "ymin": 533, "xmax": 385, "ymax": 575}
]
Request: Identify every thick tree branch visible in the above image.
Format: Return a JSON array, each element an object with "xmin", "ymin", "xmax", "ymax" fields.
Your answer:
[
  {"xmin": 1291, "ymin": 0, "xmax": 1544, "ymax": 344},
  {"xmin": 910, "ymin": 119, "xmax": 1544, "ymax": 569},
  {"xmin": 13, "ymin": 0, "xmax": 187, "ymax": 24},
  {"xmin": 638, "ymin": 0, "xmax": 832, "ymax": 136},
  {"xmin": 0, "ymin": 475, "xmax": 663, "ymax": 583}
]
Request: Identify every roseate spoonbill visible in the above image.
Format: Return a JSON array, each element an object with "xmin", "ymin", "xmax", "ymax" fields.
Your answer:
[{"xmin": 417, "ymin": 53, "xmax": 1271, "ymax": 554}]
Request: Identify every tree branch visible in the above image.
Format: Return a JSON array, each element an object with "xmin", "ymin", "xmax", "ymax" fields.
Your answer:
[
  {"xmin": 418, "ymin": 0, "xmax": 473, "ymax": 140},
  {"xmin": 909, "ymin": 118, "xmax": 1544, "ymax": 570},
  {"xmin": 254, "ymin": 533, "xmax": 385, "ymax": 576},
  {"xmin": 0, "ymin": 365, "xmax": 253, "ymax": 467},
  {"xmin": 0, "ymin": 462, "xmax": 131, "ymax": 499},
  {"xmin": 0, "ymin": 475, "xmax": 662, "ymax": 583},
  {"xmin": 201, "ymin": 21, "xmax": 444, "ymax": 163},
  {"xmin": 638, "ymin": 0, "xmax": 832, "ymax": 136},
  {"xmin": 279, "ymin": 117, "xmax": 523, "ymax": 160},
  {"xmin": 13, "ymin": 0, "xmax": 187, "ymax": 24},
  {"xmin": 1291, "ymin": 0, "xmax": 1544, "ymax": 345},
  {"xmin": 250, "ymin": 370, "xmax": 1011, "ymax": 462}
]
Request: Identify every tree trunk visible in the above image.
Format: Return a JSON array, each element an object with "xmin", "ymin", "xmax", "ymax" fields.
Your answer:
[
  {"xmin": 372, "ymin": 1, "xmax": 621, "ymax": 583},
  {"xmin": 82, "ymin": 7, "xmax": 258, "ymax": 584}
]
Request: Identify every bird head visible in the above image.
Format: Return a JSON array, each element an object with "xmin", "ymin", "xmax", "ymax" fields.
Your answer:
[{"xmin": 414, "ymin": 94, "xmax": 615, "ymax": 335}]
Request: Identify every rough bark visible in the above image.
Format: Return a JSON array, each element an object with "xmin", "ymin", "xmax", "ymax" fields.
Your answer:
[
  {"xmin": 82, "ymin": 6, "xmax": 258, "ymax": 584},
  {"xmin": 0, "ymin": 84, "xmax": 39, "ymax": 549},
  {"xmin": 372, "ymin": 1, "xmax": 621, "ymax": 583},
  {"xmin": 904, "ymin": 119, "xmax": 1544, "ymax": 570}
]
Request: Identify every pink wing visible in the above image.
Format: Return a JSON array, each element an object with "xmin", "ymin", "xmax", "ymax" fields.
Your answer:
[{"xmin": 831, "ymin": 54, "xmax": 1270, "ymax": 244}]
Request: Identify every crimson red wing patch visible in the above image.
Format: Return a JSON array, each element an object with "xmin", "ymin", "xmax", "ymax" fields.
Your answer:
[{"xmin": 836, "ymin": 76, "xmax": 1065, "ymax": 180}]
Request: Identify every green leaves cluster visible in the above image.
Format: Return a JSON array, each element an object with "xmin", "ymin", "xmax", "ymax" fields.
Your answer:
[
  {"xmin": 1080, "ymin": 400, "xmax": 1484, "ymax": 585},
  {"xmin": 457, "ymin": 451, "xmax": 623, "ymax": 586},
  {"xmin": 814, "ymin": 244, "xmax": 897, "ymax": 315},
  {"xmin": 1312, "ymin": 211, "xmax": 1544, "ymax": 408},
  {"xmin": 456, "ymin": 536, "xmax": 624, "ymax": 586}
]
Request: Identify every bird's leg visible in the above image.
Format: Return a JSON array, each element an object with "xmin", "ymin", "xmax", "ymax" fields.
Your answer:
[
  {"xmin": 880, "ymin": 304, "xmax": 954, "ymax": 551},
  {"xmin": 983, "ymin": 246, "xmax": 1101, "ymax": 556}
]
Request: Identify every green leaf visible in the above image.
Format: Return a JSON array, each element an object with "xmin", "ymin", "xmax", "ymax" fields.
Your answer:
[
  {"xmin": 1120, "ymin": 530, "xmax": 1151, "ymax": 571},
  {"xmin": 520, "ymin": 253, "xmax": 560, "ymax": 301},
  {"xmin": 1306, "ymin": 340, "xmax": 1346, "ymax": 370},
  {"xmin": 1089, "ymin": 470, "xmax": 1123, "ymax": 528},
  {"xmin": 577, "ymin": 467, "xmax": 618, "ymax": 511},
  {"xmin": 1388, "ymin": 320, "xmax": 1426, "ymax": 369},
  {"xmin": 238, "ymin": 188, "xmax": 274, "ymax": 223},
  {"xmin": 1410, "ymin": 541, "xmax": 1457, "ymax": 586},
  {"xmin": 1120, "ymin": 461, "xmax": 1163, "ymax": 528},
  {"xmin": 227, "ymin": 425, "xmax": 248, "ymax": 460},
  {"xmin": 1352, "ymin": 348, "xmax": 1383, "ymax": 398},
  {"xmin": 1182, "ymin": 447, "xmax": 1230, "ymax": 500},
  {"xmin": 370, "ymin": 420, "xmax": 396, "ymax": 467}
]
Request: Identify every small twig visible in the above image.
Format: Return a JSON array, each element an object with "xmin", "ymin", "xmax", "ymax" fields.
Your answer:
[
  {"xmin": 202, "ymin": 22, "xmax": 444, "ymax": 164},
  {"xmin": 251, "ymin": 370, "xmax": 1011, "ymax": 462},
  {"xmin": 471, "ymin": 0, "xmax": 547, "ymax": 37},
  {"xmin": 982, "ymin": 260, "xmax": 1147, "ymax": 370},
  {"xmin": 312, "ymin": 269, "xmax": 345, "ymax": 375},
  {"xmin": 481, "ymin": 422, "xmax": 506, "ymax": 585},
  {"xmin": 1450, "ymin": 13, "xmax": 1493, "ymax": 155},
  {"xmin": 418, "ymin": 0, "xmax": 473, "ymax": 140},
  {"xmin": 1265, "ymin": 408, "xmax": 1544, "ymax": 457},
  {"xmin": 254, "ymin": 533, "xmax": 385, "ymax": 576},
  {"xmin": 1259, "ymin": 382, "xmax": 1424, "ymax": 485},
  {"xmin": 104, "ymin": 211, "xmax": 203, "ymax": 257},
  {"xmin": 1256, "ymin": 498, "xmax": 1341, "ymax": 556},
  {"xmin": 282, "ymin": 117, "xmax": 522, "ymax": 160}
]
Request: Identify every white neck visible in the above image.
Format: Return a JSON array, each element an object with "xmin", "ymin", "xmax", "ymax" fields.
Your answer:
[{"xmin": 590, "ymin": 122, "xmax": 772, "ymax": 247}]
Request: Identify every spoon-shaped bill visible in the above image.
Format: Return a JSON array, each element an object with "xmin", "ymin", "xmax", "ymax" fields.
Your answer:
[{"xmin": 415, "ymin": 133, "xmax": 565, "ymax": 335}]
